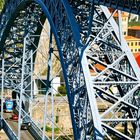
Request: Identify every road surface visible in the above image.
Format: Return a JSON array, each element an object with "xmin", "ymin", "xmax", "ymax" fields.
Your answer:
[{"xmin": 3, "ymin": 113, "xmax": 34, "ymax": 140}]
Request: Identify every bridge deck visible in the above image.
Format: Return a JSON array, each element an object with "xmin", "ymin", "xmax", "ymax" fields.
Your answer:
[
  {"xmin": 3, "ymin": 113, "xmax": 34, "ymax": 140},
  {"xmin": 94, "ymin": 0, "xmax": 140, "ymax": 15}
]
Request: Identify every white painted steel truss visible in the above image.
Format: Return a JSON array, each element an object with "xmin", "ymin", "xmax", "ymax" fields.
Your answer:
[
  {"xmin": 0, "ymin": 1, "xmax": 140, "ymax": 140},
  {"xmin": 82, "ymin": 5, "xmax": 140, "ymax": 140},
  {"xmin": 0, "ymin": 20, "xmax": 73, "ymax": 140}
]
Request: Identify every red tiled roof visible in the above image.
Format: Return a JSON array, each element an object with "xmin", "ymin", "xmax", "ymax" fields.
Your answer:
[
  {"xmin": 113, "ymin": 12, "xmax": 129, "ymax": 18},
  {"xmin": 134, "ymin": 53, "xmax": 140, "ymax": 67},
  {"xmin": 125, "ymin": 36, "xmax": 140, "ymax": 41},
  {"xmin": 94, "ymin": 63, "xmax": 106, "ymax": 71},
  {"xmin": 128, "ymin": 26, "xmax": 140, "ymax": 30},
  {"xmin": 90, "ymin": 63, "xmax": 106, "ymax": 76}
]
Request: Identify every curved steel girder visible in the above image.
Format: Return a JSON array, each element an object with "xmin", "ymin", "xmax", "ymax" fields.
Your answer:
[
  {"xmin": 2, "ymin": 0, "xmax": 140, "ymax": 140},
  {"xmin": 68, "ymin": 1, "xmax": 140, "ymax": 139},
  {"xmin": 0, "ymin": 3, "xmax": 44, "ymax": 90},
  {"xmin": 0, "ymin": 0, "xmax": 103, "ymax": 139},
  {"xmin": 0, "ymin": 0, "xmax": 44, "ymax": 48},
  {"xmin": 93, "ymin": 0, "xmax": 140, "ymax": 15}
]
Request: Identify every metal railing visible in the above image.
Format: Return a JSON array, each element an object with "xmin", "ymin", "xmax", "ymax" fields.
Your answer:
[
  {"xmin": 16, "ymin": 106, "xmax": 49, "ymax": 140},
  {"xmin": 1, "ymin": 118, "xmax": 18, "ymax": 140}
]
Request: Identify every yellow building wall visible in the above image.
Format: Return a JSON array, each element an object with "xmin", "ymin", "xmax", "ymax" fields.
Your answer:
[{"xmin": 127, "ymin": 40, "xmax": 140, "ymax": 53}]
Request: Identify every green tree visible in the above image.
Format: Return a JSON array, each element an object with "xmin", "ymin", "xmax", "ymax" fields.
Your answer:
[
  {"xmin": 58, "ymin": 85, "xmax": 67, "ymax": 95},
  {"xmin": 0, "ymin": 0, "xmax": 5, "ymax": 10}
]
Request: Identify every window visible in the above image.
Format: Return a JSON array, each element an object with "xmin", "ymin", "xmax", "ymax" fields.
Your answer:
[
  {"xmin": 131, "ymin": 49, "xmax": 133, "ymax": 52},
  {"xmin": 135, "ymin": 42, "xmax": 138, "ymax": 46},
  {"xmin": 127, "ymin": 42, "xmax": 129, "ymax": 46},
  {"xmin": 124, "ymin": 31, "xmax": 126, "ymax": 35},
  {"xmin": 131, "ymin": 42, "xmax": 133, "ymax": 46},
  {"xmin": 135, "ymin": 49, "xmax": 137, "ymax": 52},
  {"xmin": 138, "ymin": 49, "xmax": 140, "ymax": 52}
]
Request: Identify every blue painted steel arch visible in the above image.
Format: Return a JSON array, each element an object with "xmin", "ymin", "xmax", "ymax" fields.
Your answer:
[
  {"xmin": 0, "ymin": 0, "xmax": 96, "ymax": 139},
  {"xmin": 3, "ymin": 0, "xmax": 140, "ymax": 140},
  {"xmin": 33, "ymin": 0, "xmax": 80, "ymax": 139}
]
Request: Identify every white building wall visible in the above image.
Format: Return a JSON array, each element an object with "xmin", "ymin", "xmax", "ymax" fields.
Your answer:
[{"xmin": 52, "ymin": 77, "xmax": 60, "ymax": 94}]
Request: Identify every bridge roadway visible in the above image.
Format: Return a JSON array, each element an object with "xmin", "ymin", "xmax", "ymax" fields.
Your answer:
[
  {"xmin": 3, "ymin": 112, "xmax": 34, "ymax": 140},
  {"xmin": 94, "ymin": 0, "xmax": 140, "ymax": 15}
]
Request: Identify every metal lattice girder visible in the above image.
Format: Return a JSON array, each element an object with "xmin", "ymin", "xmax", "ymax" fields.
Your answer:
[
  {"xmin": 69, "ymin": 0, "xmax": 140, "ymax": 139},
  {"xmin": 0, "ymin": 0, "xmax": 103, "ymax": 139},
  {"xmin": 0, "ymin": 0, "xmax": 140, "ymax": 140},
  {"xmin": 93, "ymin": 0, "xmax": 140, "ymax": 15}
]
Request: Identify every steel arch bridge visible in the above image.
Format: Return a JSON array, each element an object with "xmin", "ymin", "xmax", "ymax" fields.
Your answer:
[{"xmin": 0, "ymin": 0, "xmax": 140, "ymax": 140}]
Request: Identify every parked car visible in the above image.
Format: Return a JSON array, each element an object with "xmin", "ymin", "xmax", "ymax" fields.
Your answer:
[
  {"xmin": 11, "ymin": 114, "xmax": 31, "ymax": 129},
  {"xmin": 21, "ymin": 118, "xmax": 31, "ymax": 130},
  {"xmin": 12, "ymin": 114, "xmax": 18, "ymax": 121}
]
